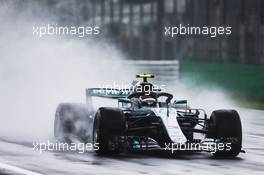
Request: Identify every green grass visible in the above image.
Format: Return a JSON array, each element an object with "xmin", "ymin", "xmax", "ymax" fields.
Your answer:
[{"xmin": 180, "ymin": 60, "xmax": 264, "ymax": 109}]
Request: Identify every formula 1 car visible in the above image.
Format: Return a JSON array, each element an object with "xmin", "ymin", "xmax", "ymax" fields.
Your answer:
[{"xmin": 54, "ymin": 73, "xmax": 243, "ymax": 157}]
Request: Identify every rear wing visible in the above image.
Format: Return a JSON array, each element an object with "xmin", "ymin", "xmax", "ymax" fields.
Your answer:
[{"xmin": 86, "ymin": 88, "xmax": 131, "ymax": 111}]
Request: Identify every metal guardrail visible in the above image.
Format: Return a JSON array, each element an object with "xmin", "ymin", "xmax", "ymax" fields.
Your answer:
[{"xmin": 124, "ymin": 60, "xmax": 179, "ymax": 85}]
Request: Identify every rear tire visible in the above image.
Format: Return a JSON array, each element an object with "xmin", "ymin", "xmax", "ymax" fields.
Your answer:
[
  {"xmin": 54, "ymin": 103, "xmax": 91, "ymax": 143},
  {"xmin": 207, "ymin": 110, "xmax": 242, "ymax": 157},
  {"xmin": 93, "ymin": 107, "xmax": 125, "ymax": 154}
]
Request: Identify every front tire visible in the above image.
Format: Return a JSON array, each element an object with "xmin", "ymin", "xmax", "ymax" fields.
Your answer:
[
  {"xmin": 207, "ymin": 110, "xmax": 242, "ymax": 157},
  {"xmin": 93, "ymin": 107, "xmax": 125, "ymax": 154}
]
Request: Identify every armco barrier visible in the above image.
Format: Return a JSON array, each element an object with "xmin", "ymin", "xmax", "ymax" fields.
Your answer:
[{"xmin": 124, "ymin": 60, "xmax": 179, "ymax": 86}]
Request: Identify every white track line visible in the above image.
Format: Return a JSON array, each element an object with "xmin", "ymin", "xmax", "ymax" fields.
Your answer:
[{"xmin": 0, "ymin": 162, "xmax": 44, "ymax": 175}]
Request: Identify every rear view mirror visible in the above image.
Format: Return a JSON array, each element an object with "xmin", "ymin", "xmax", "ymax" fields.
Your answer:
[{"xmin": 174, "ymin": 100, "xmax": 187, "ymax": 104}]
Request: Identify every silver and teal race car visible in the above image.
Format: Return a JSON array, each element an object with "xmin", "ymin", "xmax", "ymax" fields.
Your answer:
[{"xmin": 54, "ymin": 74, "xmax": 243, "ymax": 157}]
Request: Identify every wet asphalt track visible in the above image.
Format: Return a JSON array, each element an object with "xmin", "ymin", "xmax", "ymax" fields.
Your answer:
[{"xmin": 0, "ymin": 108, "xmax": 263, "ymax": 175}]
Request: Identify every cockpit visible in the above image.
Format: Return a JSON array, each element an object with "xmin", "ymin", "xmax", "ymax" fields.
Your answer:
[
  {"xmin": 118, "ymin": 73, "xmax": 173, "ymax": 109},
  {"xmin": 118, "ymin": 90, "xmax": 173, "ymax": 109}
]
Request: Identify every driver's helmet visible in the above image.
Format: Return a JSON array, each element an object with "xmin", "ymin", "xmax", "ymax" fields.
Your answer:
[{"xmin": 139, "ymin": 95, "xmax": 157, "ymax": 107}]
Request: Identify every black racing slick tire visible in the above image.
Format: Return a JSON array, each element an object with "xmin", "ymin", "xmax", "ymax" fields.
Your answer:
[
  {"xmin": 93, "ymin": 107, "xmax": 125, "ymax": 154},
  {"xmin": 207, "ymin": 110, "xmax": 242, "ymax": 157},
  {"xmin": 54, "ymin": 103, "xmax": 91, "ymax": 143}
]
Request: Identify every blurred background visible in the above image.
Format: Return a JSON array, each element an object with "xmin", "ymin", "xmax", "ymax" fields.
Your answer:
[{"xmin": 1, "ymin": 0, "xmax": 264, "ymax": 109}]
